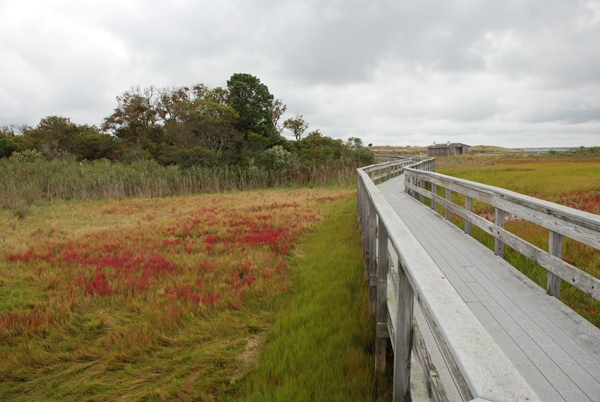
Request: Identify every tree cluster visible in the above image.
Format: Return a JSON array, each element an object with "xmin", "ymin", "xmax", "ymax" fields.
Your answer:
[{"xmin": 1, "ymin": 73, "xmax": 373, "ymax": 169}]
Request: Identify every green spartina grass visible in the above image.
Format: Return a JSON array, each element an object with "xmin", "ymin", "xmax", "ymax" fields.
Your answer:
[{"xmin": 230, "ymin": 196, "xmax": 392, "ymax": 402}]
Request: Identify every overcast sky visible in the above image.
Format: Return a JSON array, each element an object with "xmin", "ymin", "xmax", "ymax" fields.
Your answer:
[{"xmin": 1, "ymin": 0, "xmax": 599, "ymax": 148}]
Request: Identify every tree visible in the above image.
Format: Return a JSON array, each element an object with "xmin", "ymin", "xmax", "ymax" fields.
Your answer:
[
  {"xmin": 226, "ymin": 73, "xmax": 275, "ymax": 141},
  {"xmin": 162, "ymin": 99, "xmax": 242, "ymax": 166},
  {"xmin": 270, "ymin": 98, "xmax": 287, "ymax": 135},
  {"xmin": 20, "ymin": 116, "xmax": 101, "ymax": 160},
  {"xmin": 295, "ymin": 130, "xmax": 345, "ymax": 164},
  {"xmin": 0, "ymin": 125, "xmax": 16, "ymax": 158},
  {"xmin": 345, "ymin": 137, "xmax": 363, "ymax": 148},
  {"xmin": 78, "ymin": 131, "xmax": 119, "ymax": 160},
  {"xmin": 102, "ymin": 86, "xmax": 164, "ymax": 159},
  {"xmin": 283, "ymin": 114, "xmax": 309, "ymax": 141},
  {"xmin": 18, "ymin": 116, "xmax": 114, "ymax": 160}
]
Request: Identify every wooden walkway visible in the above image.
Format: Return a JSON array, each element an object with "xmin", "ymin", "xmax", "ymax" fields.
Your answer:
[{"xmin": 378, "ymin": 174, "xmax": 600, "ymax": 402}]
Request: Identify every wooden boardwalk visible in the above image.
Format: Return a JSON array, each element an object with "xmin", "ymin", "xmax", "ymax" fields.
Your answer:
[{"xmin": 378, "ymin": 174, "xmax": 600, "ymax": 402}]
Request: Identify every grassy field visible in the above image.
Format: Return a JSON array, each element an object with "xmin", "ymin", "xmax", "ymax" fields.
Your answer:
[
  {"xmin": 468, "ymin": 145, "xmax": 523, "ymax": 154},
  {"xmin": 0, "ymin": 187, "xmax": 387, "ymax": 401},
  {"xmin": 437, "ymin": 158, "xmax": 600, "ymax": 327}
]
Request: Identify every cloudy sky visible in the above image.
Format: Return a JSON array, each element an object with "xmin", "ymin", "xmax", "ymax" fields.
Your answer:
[{"xmin": 1, "ymin": 0, "xmax": 599, "ymax": 148}]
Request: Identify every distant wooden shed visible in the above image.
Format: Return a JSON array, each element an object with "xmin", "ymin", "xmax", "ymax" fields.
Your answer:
[{"xmin": 427, "ymin": 142, "xmax": 470, "ymax": 157}]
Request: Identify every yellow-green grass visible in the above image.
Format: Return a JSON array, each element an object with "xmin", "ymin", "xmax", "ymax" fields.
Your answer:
[
  {"xmin": 0, "ymin": 188, "xmax": 378, "ymax": 401},
  {"xmin": 229, "ymin": 196, "xmax": 391, "ymax": 402},
  {"xmin": 436, "ymin": 160, "xmax": 600, "ymax": 327},
  {"xmin": 469, "ymin": 145, "xmax": 523, "ymax": 154}
]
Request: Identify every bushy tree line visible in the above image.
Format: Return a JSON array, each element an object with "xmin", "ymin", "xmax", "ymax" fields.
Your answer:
[{"xmin": 1, "ymin": 73, "xmax": 373, "ymax": 170}]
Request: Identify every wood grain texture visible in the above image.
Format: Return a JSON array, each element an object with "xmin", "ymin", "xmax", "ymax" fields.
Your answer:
[
  {"xmin": 465, "ymin": 196, "xmax": 473, "ymax": 236},
  {"xmin": 393, "ymin": 264, "xmax": 415, "ymax": 402},
  {"xmin": 404, "ymin": 181, "xmax": 600, "ymax": 301},
  {"xmin": 405, "ymin": 167, "xmax": 600, "ymax": 250},
  {"xmin": 445, "ymin": 188, "xmax": 452, "ymax": 221},
  {"xmin": 382, "ymin": 174, "xmax": 600, "ymax": 401},
  {"xmin": 495, "ymin": 208, "xmax": 505, "ymax": 258},
  {"xmin": 376, "ymin": 216, "xmax": 389, "ymax": 373},
  {"xmin": 358, "ymin": 161, "xmax": 544, "ymax": 402},
  {"xmin": 548, "ymin": 231, "xmax": 563, "ymax": 298}
]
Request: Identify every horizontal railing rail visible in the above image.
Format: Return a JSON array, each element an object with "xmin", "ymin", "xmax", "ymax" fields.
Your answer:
[
  {"xmin": 363, "ymin": 156, "xmax": 433, "ymax": 185},
  {"xmin": 404, "ymin": 168, "xmax": 600, "ymax": 301},
  {"xmin": 357, "ymin": 157, "xmax": 540, "ymax": 401}
]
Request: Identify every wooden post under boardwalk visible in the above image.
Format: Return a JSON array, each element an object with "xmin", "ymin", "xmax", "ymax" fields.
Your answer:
[
  {"xmin": 368, "ymin": 208, "xmax": 377, "ymax": 316},
  {"xmin": 364, "ymin": 196, "xmax": 371, "ymax": 282},
  {"xmin": 375, "ymin": 217, "xmax": 389, "ymax": 374},
  {"xmin": 394, "ymin": 262, "xmax": 414, "ymax": 401}
]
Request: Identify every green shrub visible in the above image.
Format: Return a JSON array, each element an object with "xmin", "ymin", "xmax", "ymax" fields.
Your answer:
[{"xmin": 258, "ymin": 145, "xmax": 292, "ymax": 170}]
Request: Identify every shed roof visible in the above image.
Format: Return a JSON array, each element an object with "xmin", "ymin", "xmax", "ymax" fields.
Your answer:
[{"xmin": 427, "ymin": 143, "xmax": 470, "ymax": 149}]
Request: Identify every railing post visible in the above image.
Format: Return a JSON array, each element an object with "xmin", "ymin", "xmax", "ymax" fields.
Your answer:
[
  {"xmin": 431, "ymin": 183, "xmax": 437, "ymax": 211},
  {"xmin": 465, "ymin": 196, "xmax": 472, "ymax": 236},
  {"xmin": 393, "ymin": 258, "xmax": 414, "ymax": 401},
  {"xmin": 419, "ymin": 179, "xmax": 425, "ymax": 204},
  {"xmin": 445, "ymin": 188, "xmax": 452, "ymax": 221},
  {"xmin": 548, "ymin": 231, "xmax": 563, "ymax": 299},
  {"xmin": 495, "ymin": 208, "xmax": 505, "ymax": 258},
  {"xmin": 375, "ymin": 217, "xmax": 389, "ymax": 374},
  {"xmin": 413, "ymin": 176, "xmax": 419, "ymax": 200}
]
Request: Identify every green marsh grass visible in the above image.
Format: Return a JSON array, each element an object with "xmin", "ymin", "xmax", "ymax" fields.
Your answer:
[
  {"xmin": 231, "ymin": 196, "xmax": 391, "ymax": 402},
  {"xmin": 436, "ymin": 160, "xmax": 600, "ymax": 327}
]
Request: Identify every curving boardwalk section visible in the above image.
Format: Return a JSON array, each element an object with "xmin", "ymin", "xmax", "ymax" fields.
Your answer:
[
  {"xmin": 378, "ymin": 175, "xmax": 600, "ymax": 402},
  {"xmin": 358, "ymin": 157, "xmax": 600, "ymax": 402}
]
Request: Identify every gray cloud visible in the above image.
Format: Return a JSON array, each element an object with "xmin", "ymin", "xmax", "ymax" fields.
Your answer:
[{"xmin": 0, "ymin": 0, "xmax": 599, "ymax": 147}]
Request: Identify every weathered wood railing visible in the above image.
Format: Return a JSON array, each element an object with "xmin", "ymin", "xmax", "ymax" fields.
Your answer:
[
  {"xmin": 358, "ymin": 157, "xmax": 540, "ymax": 401},
  {"xmin": 404, "ymin": 167, "xmax": 600, "ymax": 302}
]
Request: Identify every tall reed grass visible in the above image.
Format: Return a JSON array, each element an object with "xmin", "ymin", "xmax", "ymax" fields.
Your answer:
[{"xmin": 0, "ymin": 154, "xmax": 360, "ymax": 217}]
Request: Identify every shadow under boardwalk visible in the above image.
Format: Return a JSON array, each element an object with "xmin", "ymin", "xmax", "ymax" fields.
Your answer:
[{"xmin": 378, "ymin": 175, "xmax": 600, "ymax": 402}]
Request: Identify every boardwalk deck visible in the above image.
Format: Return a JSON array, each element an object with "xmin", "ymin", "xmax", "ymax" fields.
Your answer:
[{"xmin": 378, "ymin": 175, "xmax": 600, "ymax": 402}]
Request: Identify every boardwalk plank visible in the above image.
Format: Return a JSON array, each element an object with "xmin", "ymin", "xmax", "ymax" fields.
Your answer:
[
  {"xmin": 468, "ymin": 268, "xmax": 600, "ymax": 396},
  {"xmin": 468, "ymin": 302, "xmax": 566, "ymax": 402},
  {"xmin": 377, "ymin": 176, "xmax": 600, "ymax": 402}
]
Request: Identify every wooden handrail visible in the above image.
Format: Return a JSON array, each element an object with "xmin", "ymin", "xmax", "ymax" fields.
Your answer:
[
  {"xmin": 404, "ymin": 167, "xmax": 600, "ymax": 301},
  {"xmin": 357, "ymin": 157, "xmax": 540, "ymax": 402}
]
